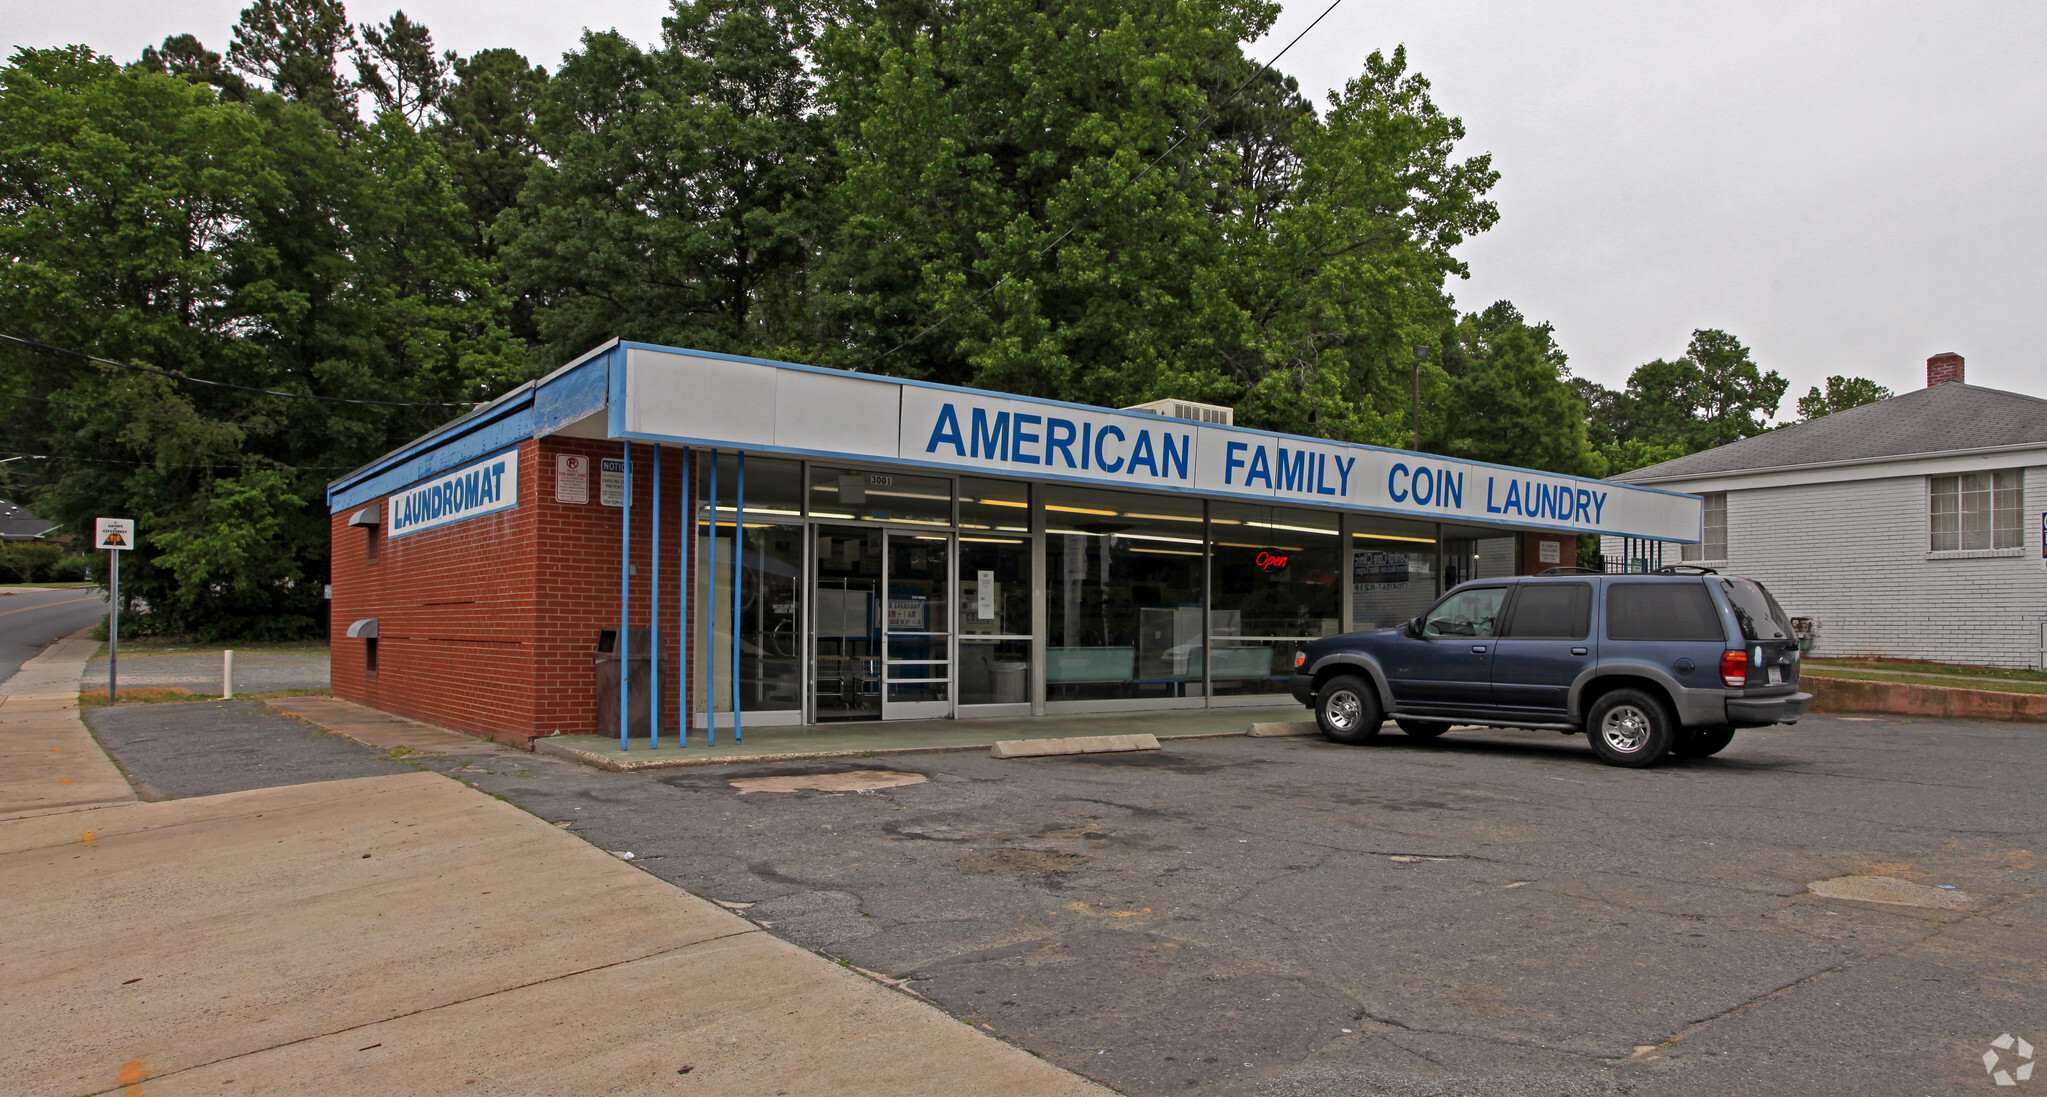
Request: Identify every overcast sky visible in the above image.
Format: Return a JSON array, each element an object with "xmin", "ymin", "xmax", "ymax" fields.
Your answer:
[{"xmin": 8, "ymin": 0, "xmax": 2043, "ymax": 410}]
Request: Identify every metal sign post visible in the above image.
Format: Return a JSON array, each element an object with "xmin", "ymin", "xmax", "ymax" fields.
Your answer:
[{"xmin": 94, "ymin": 518, "xmax": 135, "ymax": 702}]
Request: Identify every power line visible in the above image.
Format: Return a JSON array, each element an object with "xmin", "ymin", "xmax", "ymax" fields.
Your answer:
[
  {"xmin": 1, "ymin": 452, "xmax": 359, "ymax": 472},
  {"xmin": 0, "ymin": 389, "xmax": 428, "ymax": 442},
  {"xmin": 0, "ymin": 332, "xmax": 477, "ymax": 408},
  {"xmin": 866, "ymin": 0, "xmax": 1347, "ymax": 369}
]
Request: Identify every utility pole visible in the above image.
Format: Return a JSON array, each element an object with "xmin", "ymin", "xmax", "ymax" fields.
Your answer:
[{"xmin": 1412, "ymin": 345, "xmax": 1430, "ymax": 451}]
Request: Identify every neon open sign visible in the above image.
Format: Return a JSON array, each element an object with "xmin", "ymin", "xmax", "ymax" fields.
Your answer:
[{"xmin": 1254, "ymin": 550, "xmax": 1290, "ymax": 573}]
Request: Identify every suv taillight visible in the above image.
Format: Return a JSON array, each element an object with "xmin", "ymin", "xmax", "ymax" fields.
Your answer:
[{"xmin": 1719, "ymin": 650, "xmax": 1749, "ymax": 687}]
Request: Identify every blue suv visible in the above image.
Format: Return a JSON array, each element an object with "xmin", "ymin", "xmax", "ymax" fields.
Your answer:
[{"xmin": 1287, "ymin": 568, "xmax": 1813, "ymax": 767}]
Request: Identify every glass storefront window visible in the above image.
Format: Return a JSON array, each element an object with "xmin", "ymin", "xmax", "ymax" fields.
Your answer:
[
  {"xmin": 809, "ymin": 465, "xmax": 952, "ymax": 525},
  {"xmin": 1045, "ymin": 484, "xmax": 1204, "ymax": 702},
  {"xmin": 696, "ymin": 455, "xmax": 803, "ymax": 719},
  {"xmin": 1351, "ymin": 518, "xmax": 1439, "ymax": 631},
  {"xmin": 1209, "ymin": 502, "xmax": 1341, "ymax": 696}
]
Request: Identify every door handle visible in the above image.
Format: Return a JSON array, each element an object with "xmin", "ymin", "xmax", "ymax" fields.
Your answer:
[
  {"xmin": 1571, "ymin": 647, "xmax": 1588, "ymax": 656},
  {"xmin": 1470, "ymin": 645, "xmax": 1487, "ymax": 654}
]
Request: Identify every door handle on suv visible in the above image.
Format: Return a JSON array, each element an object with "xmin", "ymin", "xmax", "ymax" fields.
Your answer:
[
  {"xmin": 1571, "ymin": 647, "xmax": 1588, "ymax": 656},
  {"xmin": 1470, "ymin": 645, "xmax": 1487, "ymax": 654}
]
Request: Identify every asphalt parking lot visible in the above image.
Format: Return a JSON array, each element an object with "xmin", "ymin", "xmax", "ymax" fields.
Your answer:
[{"xmin": 86, "ymin": 704, "xmax": 2045, "ymax": 1096}]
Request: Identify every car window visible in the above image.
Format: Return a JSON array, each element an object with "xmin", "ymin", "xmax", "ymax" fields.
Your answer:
[
  {"xmin": 1502, "ymin": 583, "xmax": 1591, "ymax": 639},
  {"xmin": 1606, "ymin": 581, "xmax": 1725, "ymax": 642},
  {"xmin": 1719, "ymin": 578, "xmax": 1791, "ymax": 642},
  {"xmin": 1424, "ymin": 587, "xmax": 1508, "ymax": 638}
]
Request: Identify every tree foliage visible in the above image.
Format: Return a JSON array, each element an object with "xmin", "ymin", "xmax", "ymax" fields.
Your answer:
[
  {"xmin": 1796, "ymin": 374, "xmax": 1892, "ymax": 420},
  {"xmin": 1577, "ymin": 328, "xmax": 1788, "ymax": 473},
  {"xmin": 0, "ymin": 41, "xmax": 518, "ymax": 638},
  {"xmin": 5, "ymin": 0, "xmax": 1732, "ymax": 637}
]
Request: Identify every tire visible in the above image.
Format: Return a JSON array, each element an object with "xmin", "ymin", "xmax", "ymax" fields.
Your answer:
[
  {"xmin": 1585, "ymin": 688, "xmax": 1677, "ymax": 767},
  {"xmin": 1315, "ymin": 675, "xmax": 1384, "ymax": 744},
  {"xmin": 1395, "ymin": 719, "xmax": 1451, "ymax": 739},
  {"xmin": 1672, "ymin": 725, "xmax": 1737, "ymax": 758}
]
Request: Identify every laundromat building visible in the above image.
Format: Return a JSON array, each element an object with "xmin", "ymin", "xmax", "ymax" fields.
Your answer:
[{"xmin": 326, "ymin": 340, "xmax": 1703, "ymax": 749}]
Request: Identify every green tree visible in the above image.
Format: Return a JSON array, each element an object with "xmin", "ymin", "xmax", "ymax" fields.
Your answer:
[
  {"xmin": 136, "ymin": 34, "xmax": 251, "ymax": 99},
  {"xmin": 1429, "ymin": 302, "xmax": 1597, "ymax": 475},
  {"xmin": 227, "ymin": 0, "xmax": 359, "ymax": 130},
  {"xmin": 1796, "ymin": 374, "xmax": 1892, "ymax": 420},
  {"xmin": 1573, "ymin": 328, "xmax": 1787, "ymax": 471},
  {"xmin": 499, "ymin": 0, "xmax": 832, "ymax": 362},
  {"xmin": 0, "ymin": 45, "xmax": 518, "ymax": 638},
  {"xmin": 355, "ymin": 10, "xmax": 451, "ymax": 125}
]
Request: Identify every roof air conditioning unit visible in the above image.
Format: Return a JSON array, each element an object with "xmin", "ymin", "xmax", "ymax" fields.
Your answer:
[{"xmin": 1121, "ymin": 398, "xmax": 1234, "ymax": 426}]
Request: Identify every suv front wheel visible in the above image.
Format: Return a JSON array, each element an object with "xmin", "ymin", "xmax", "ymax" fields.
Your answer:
[
  {"xmin": 1315, "ymin": 675, "xmax": 1384, "ymax": 744},
  {"xmin": 1586, "ymin": 688, "xmax": 1676, "ymax": 767}
]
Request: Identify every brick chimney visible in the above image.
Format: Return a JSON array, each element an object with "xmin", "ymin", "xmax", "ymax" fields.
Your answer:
[{"xmin": 1927, "ymin": 352, "xmax": 1964, "ymax": 386}]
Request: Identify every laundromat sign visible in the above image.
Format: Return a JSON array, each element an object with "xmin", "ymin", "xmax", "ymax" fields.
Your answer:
[
  {"xmin": 388, "ymin": 449, "xmax": 520, "ymax": 537},
  {"xmin": 896, "ymin": 387, "xmax": 1695, "ymax": 538}
]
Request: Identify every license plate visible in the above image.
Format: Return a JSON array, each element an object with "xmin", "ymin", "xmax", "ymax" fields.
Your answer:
[{"xmin": 1768, "ymin": 665, "xmax": 1783, "ymax": 685}]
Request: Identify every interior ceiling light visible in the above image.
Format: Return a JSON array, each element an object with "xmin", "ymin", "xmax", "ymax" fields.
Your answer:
[{"xmin": 1046, "ymin": 504, "xmax": 1119, "ymax": 516}]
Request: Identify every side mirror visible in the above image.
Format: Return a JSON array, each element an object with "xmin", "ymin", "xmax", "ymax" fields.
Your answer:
[{"xmin": 1406, "ymin": 616, "xmax": 1424, "ymax": 637}]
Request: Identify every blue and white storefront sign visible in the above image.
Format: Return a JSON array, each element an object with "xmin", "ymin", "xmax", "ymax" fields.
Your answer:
[
  {"xmin": 613, "ymin": 344, "xmax": 1701, "ymax": 542},
  {"xmin": 387, "ymin": 449, "xmax": 520, "ymax": 538}
]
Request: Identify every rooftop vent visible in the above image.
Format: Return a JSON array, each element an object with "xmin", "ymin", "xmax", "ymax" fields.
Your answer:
[{"xmin": 1121, "ymin": 398, "xmax": 1234, "ymax": 426}]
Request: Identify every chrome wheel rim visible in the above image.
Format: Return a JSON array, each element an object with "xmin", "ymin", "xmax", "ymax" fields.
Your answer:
[
  {"xmin": 1600, "ymin": 704, "xmax": 1652, "ymax": 753},
  {"xmin": 1326, "ymin": 689, "xmax": 1362, "ymax": 731}
]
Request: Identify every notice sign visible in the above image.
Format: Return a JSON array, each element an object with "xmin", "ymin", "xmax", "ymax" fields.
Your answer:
[
  {"xmin": 387, "ymin": 449, "xmax": 520, "ymax": 538},
  {"xmin": 976, "ymin": 569, "xmax": 996, "ymax": 620},
  {"xmin": 1352, "ymin": 549, "xmax": 1410, "ymax": 591},
  {"xmin": 1538, "ymin": 540, "xmax": 1562, "ymax": 564},
  {"xmin": 600, "ymin": 458, "xmax": 626, "ymax": 507},
  {"xmin": 94, "ymin": 517, "xmax": 136, "ymax": 550},
  {"xmin": 556, "ymin": 454, "xmax": 589, "ymax": 504},
  {"xmin": 888, "ymin": 597, "xmax": 926, "ymax": 630}
]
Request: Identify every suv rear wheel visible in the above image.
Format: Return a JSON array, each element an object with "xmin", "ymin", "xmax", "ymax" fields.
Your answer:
[
  {"xmin": 1673, "ymin": 725, "xmax": 1737, "ymax": 758},
  {"xmin": 1586, "ymin": 688, "xmax": 1676, "ymax": 767},
  {"xmin": 1315, "ymin": 675, "xmax": 1383, "ymax": 744},
  {"xmin": 1395, "ymin": 719, "xmax": 1450, "ymax": 739}
]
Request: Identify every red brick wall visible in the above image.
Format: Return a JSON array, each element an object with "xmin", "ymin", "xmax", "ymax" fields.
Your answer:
[
  {"xmin": 1516, "ymin": 532, "xmax": 1576, "ymax": 575},
  {"xmin": 330, "ymin": 437, "xmax": 700, "ymax": 747}
]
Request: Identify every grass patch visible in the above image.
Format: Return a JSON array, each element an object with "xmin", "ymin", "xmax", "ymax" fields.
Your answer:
[
  {"xmin": 1806, "ymin": 657, "xmax": 2047, "ymax": 685},
  {"xmin": 79, "ymin": 687, "xmax": 216, "ymax": 708},
  {"xmin": 1807, "ymin": 668, "xmax": 2047, "ymax": 697}
]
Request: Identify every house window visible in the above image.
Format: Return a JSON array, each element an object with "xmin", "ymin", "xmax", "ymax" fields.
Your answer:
[
  {"xmin": 1930, "ymin": 471, "xmax": 2023, "ymax": 551},
  {"xmin": 1681, "ymin": 493, "xmax": 1727, "ymax": 561}
]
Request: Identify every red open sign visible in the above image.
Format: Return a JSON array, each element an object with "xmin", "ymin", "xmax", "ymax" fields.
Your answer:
[{"xmin": 1254, "ymin": 550, "xmax": 1290, "ymax": 573}]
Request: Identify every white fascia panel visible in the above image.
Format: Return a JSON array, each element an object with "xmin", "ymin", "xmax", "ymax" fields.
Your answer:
[
  {"xmin": 775, "ymin": 368, "xmax": 900, "ymax": 457},
  {"xmin": 624, "ymin": 347, "xmax": 776, "ymax": 447}
]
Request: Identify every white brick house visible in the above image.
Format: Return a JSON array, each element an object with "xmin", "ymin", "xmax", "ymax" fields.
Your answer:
[{"xmin": 1604, "ymin": 354, "xmax": 2047, "ymax": 669}]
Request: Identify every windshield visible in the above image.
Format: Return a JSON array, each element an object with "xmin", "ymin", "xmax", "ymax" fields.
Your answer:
[{"xmin": 1720, "ymin": 578, "xmax": 1791, "ymax": 642}]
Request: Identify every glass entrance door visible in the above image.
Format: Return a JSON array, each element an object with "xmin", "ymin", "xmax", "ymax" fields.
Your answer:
[
  {"xmin": 882, "ymin": 531, "xmax": 952, "ymax": 719},
  {"xmin": 812, "ymin": 525, "xmax": 882, "ymax": 721}
]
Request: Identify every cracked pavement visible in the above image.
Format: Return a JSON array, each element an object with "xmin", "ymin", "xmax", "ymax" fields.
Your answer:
[{"xmin": 89, "ymin": 703, "xmax": 2046, "ymax": 1095}]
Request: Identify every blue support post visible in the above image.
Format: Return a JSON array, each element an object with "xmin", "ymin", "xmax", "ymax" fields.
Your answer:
[
  {"xmin": 734, "ymin": 453, "xmax": 745, "ymax": 743},
  {"xmin": 706, "ymin": 451, "xmax": 718, "ymax": 745},
  {"xmin": 619, "ymin": 440, "xmax": 631, "ymax": 752},
  {"xmin": 651, "ymin": 443, "xmax": 661, "ymax": 750},
  {"xmin": 680, "ymin": 447, "xmax": 691, "ymax": 748}
]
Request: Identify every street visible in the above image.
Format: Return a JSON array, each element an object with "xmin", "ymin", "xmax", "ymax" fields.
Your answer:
[
  {"xmin": 81, "ymin": 702, "xmax": 2045, "ymax": 1097},
  {"xmin": 0, "ymin": 586, "xmax": 102, "ymax": 681}
]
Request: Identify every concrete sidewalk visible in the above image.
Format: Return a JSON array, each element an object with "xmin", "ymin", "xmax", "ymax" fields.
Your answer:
[
  {"xmin": 1, "ymin": 651, "xmax": 1113, "ymax": 1096},
  {"xmin": 0, "ymin": 628, "xmax": 135, "ymax": 819}
]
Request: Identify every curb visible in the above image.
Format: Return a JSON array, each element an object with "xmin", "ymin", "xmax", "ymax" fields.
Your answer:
[{"xmin": 1807, "ymin": 675, "xmax": 2047, "ymax": 723}]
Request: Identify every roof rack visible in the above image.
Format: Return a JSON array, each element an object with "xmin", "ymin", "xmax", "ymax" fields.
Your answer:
[
  {"xmin": 1535, "ymin": 566, "xmax": 1605, "ymax": 576},
  {"xmin": 1653, "ymin": 564, "xmax": 1719, "ymax": 575}
]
